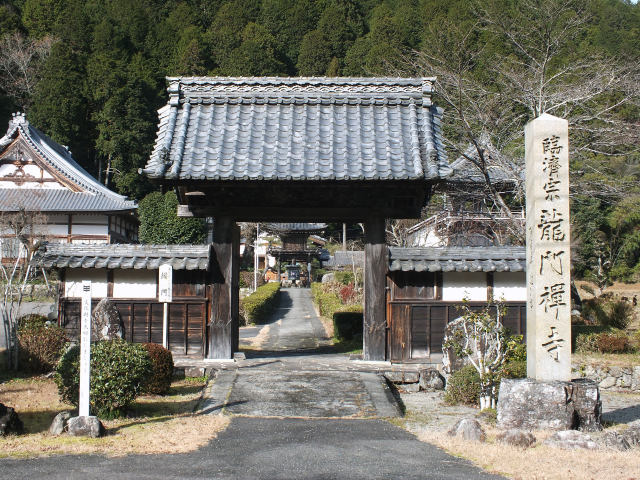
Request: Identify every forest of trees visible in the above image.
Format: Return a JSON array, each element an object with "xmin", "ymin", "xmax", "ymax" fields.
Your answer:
[{"xmin": 0, "ymin": 0, "xmax": 638, "ymax": 285}]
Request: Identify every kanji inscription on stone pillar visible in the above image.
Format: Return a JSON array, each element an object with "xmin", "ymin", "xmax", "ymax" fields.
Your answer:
[{"xmin": 525, "ymin": 114, "xmax": 571, "ymax": 381}]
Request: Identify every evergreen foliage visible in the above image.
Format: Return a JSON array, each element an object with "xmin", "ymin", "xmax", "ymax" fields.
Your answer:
[
  {"xmin": 0, "ymin": 0, "xmax": 637, "ymax": 281},
  {"xmin": 138, "ymin": 191, "xmax": 206, "ymax": 244},
  {"xmin": 55, "ymin": 340, "xmax": 152, "ymax": 418}
]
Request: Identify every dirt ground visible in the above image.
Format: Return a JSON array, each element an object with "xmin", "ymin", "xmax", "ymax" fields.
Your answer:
[
  {"xmin": 398, "ymin": 389, "xmax": 640, "ymax": 480},
  {"xmin": 0, "ymin": 376, "xmax": 229, "ymax": 458}
]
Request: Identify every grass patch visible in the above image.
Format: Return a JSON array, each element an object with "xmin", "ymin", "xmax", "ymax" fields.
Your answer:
[
  {"xmin": 0, "ymin": 375, "xmax": 229, "ymax": 457},
  {"xmin": 332, "ymin": 336, "xmax": 363, "ymax": 354}
]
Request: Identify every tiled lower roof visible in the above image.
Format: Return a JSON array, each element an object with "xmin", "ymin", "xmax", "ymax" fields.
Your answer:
[
  {"xmin": 35, "ymin": 243, "xmax": 211, "ymax": 270},
  {"xmin": 388, "ymin": 246, "xmax": 525, "ymax": 272},
  {"xmin": 0, "ymin": 188, "xmax": 137, "ymax": 213}
]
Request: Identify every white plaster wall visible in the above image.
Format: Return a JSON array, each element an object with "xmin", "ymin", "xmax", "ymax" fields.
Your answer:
[
  {"xmin": 442, "ymin": 272, "xmax": 487, "ymax": 301},
  {"xmin": 74, "ymin": 215, "xmax": 106, "ymax": 224},
  {"xmin": 65, "ymin": 269, "xmax": 108, "ymax": 298},
  {"xmin": 112, "ymin": 270, "xmax": 157, "ymax": 299},
  {"xmin": 46, "ymin": 224, "xmax": 69, "ymax": 236},
  {"xmin": 493, "ymin": 272, "xmax": 527, "ymax": 301},
  {"xmin": 71, "ymin": 222, "xmax": 108, "ymax": 235}
]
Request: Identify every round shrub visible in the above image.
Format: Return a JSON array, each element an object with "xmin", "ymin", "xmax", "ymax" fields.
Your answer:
[
  {"xmin": 55, "ymin": 340, "xmax": 152, "ymax": 418},
  {"xmin": 142, "ymin": 343, "xmax": 174, "ymax": 395},
  {"xmin": 444, "ymin": 365, "xmax": 481, "ymax": 406},
  {"xmin": 17, "ymin": 317, "xmax": 68, "ymax": 373}
]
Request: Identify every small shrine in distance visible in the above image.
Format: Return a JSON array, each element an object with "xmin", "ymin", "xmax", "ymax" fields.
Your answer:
[{"xmin": 263, "ymin": 223, "xmax": 327, "ymax": 283}]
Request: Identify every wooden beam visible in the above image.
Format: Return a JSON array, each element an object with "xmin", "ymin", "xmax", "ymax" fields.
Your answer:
[
  {"xmin": 363, "ymin": 217, "xmax": 387, "ymax": 361},
  {"xmin": 208, "ymin": 216, "xmax": 236, "ymax": 359}
]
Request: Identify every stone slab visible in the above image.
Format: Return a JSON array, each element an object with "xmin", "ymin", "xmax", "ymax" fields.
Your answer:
[{"xmin": 497, "ymin": 378, "xmax": 602, "ymax": 431}]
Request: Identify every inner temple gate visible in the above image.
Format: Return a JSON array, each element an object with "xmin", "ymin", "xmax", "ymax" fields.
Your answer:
[{"xmin": 141, "ymin": 76, "xmax": 451, "ymax": 361}]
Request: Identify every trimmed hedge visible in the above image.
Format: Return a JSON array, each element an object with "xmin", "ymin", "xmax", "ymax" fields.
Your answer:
[
  {"xmin": 142, "ymin": 343, "xmax": 174, "ymax": 394},
  {"xmin": 311, "ymin": 283, "xmax": 363, "ymax": 341},
  {"xmin": 241, "ymin": 282, "xmax": 281, "ymax": 324},
  {"xmin": 55, "ymin": 340, "xmax": 152, "ymax": 418},
  {"xmin": 333, "ymin": 311, "xmax": 363, "ymax": 341}
]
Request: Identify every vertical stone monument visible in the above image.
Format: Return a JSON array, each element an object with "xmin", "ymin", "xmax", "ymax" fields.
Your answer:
[
  {"xmin": 525, "ymin": 113, "xmax": 571, "ymax": 381},
  {"xmin": 497, "ymin": 114, "xmax": 602, "ymax": 432}
]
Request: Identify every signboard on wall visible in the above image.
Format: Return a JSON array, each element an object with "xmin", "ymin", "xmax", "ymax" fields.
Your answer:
[{"xmin": 158, "ymin": 264, "xmax": 173, "ymax": 303}]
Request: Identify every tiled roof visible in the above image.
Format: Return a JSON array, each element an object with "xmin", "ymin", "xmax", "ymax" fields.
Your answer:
[
  {"xmin": 388, "ymin": 246, "xmax": 525, "ymax": 272},
  {"xmin": 0, "ymin": 188, "xmax": 136, "ymax": 213},
  {"xmin": 0, "ymin": 113, "xmax": 136, "ymax": 212},
  {"xmin": 35, "ymin": 243, "xmax": 211, "ymax": 270},
  {"xmin": 324, "ymin": 250, "xmax": 365, "ymax": 267},
  {"xmin": 263, "ymin": 223, "xmax": 327, "ymax": 233},
  {"xmin": 142, "ymin": 77, "xmax": 449, "ymax": 182}
]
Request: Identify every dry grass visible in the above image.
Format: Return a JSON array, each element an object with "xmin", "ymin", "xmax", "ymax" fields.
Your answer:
[
  {"xmin": 573, "ymin": 351, "xmax": 640, "ymax": 367},
  {"xmin": 420, "ymin": 428, "xmax": 640, "ymax": 480},
  {"xmin": 0, "ymin": 376, "xmax": 229, "ymax": 458}
]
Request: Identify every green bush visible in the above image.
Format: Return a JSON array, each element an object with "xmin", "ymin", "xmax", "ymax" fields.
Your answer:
[
  {"xmin": 605, "ymin": 299, "xmax": 633, "ymax": 330},
  {"xmin": 444, "ymin": 365, "xmax": 481, "ymax": 406},
  {"xmin": 333, "ymin": 311, "xmax": 363, "ymax": 341},
  {"xmin": 142, "ymin": 343, "xmax": 174, "ymax": 395},
  {"xmin": 334, "ymin": 271, "xmax": 355, "ymax": 285},
  {"xmin": 240, "ymin": 282, "xmax": 280, "ymax": 324},
  {"xmin": 581, "ymin": 296, "xmax": 633, "ymax": 329},
  {"xmin": 55, "ymin": 340, "xmax": 152, "ymax": 418},
  {"xmin": 501, "ymin": 359, "xmax": 527, "ymax": 379},
  {"xmin": 17, "ymin": 316, "xmax": 68, "ymax": 373}
]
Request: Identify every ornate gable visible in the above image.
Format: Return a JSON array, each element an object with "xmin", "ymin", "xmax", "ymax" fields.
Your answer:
[{"xmin": 0, "ymin": 136, "xmax": 81, "ymax": 191}]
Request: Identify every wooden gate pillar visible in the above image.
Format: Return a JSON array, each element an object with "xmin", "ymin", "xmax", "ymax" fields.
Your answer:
[
  {"xmin": 208, "ymin": 216, "xmax": 239, "ymax": 359},
  {"xmin": 364, "ymin": 217, "xmax": 388, "ymax": 361}
]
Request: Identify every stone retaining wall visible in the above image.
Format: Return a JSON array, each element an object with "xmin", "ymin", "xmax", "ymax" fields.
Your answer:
[{"xmin": 572, "ymin": 363, "xmax": 640, "ymax": 391}]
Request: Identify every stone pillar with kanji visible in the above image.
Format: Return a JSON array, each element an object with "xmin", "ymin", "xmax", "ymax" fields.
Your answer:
[{"xmin": 525, "ymin": 113, "xmax": 571, "ymax": 381}]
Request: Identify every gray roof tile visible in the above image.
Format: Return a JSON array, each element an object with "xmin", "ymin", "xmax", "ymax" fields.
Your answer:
[
  {"xmin": 143, "ymin": 77, "xmax": 450, "ymax": 182},
  {"xmin": 35, "ymin": 243, "xmax": 211, "ymax": 270},
  {"xmin": 388, "ymin": 246, "xmax": 525, "ymax": 273}
]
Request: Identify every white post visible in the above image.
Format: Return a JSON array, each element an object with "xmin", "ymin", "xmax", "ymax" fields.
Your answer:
[
  {"xmin": 525, "ymin": 114, "xmax": 571, "ymax": 381},
  {"xmin": 254, "ymin": 223, "xmax": 259, "ymax": 291},
  {"xmin": 162, "ymin": 303, "xmax": 169, "ymax": 348},
  {"xmin": 79, "ymin": 280, "xmax": 92, "ymax": 417},
  {"xmin": 158, "ymin": 264, "xmax": 173, "ymax": 349}
]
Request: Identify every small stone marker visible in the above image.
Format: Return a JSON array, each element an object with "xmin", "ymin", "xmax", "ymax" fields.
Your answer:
[
  {"xmin": 525, "ymin": 113, "xmax": 571, "ymax": 381},
  {"xmin": 79, "ymin": 280, "xmax": 92, "ymax": 417}
]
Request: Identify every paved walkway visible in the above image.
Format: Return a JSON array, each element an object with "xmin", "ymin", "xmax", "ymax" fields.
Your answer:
[{"xmin": 203, "ymin": 288, "xmax": 400, "ymax": 418}]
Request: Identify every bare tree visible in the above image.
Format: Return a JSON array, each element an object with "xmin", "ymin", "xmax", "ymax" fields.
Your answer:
[
  {"xmin": 0, "ymin": 209, "xmax": 50, "ymax": 370},
  {"xmin": 0, "ymin": 32, "xmax": 53, "ymax": 110},
  {"xmin": 409, "ymin": 0, "xmax": 639, "ymax": 239},
  {"xmin": 385, "ymin": 218, "xmax": 422, "ymax": 247}
]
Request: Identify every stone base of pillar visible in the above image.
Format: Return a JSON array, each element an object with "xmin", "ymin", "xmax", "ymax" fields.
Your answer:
[{"xmin": 497, "ymin": 378, "xmax": 602, "ymax": 432}]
